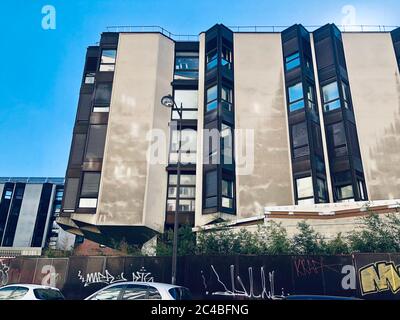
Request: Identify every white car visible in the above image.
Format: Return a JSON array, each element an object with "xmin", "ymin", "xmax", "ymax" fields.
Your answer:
[
  {"xmin": 0, "ymin": 284, "xmax": 65, "ymax": 300},
  {"xmin": 85, "ymin": 282, "xmax": 192, "ymax": 300}
]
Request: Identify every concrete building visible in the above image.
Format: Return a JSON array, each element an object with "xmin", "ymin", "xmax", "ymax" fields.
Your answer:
[
  {"xmin": 0, "ymin": 177, "xmax": 75, "ymax": 256},
  {"xmin": 57, "ymin": 24, "xmax": 400, "ymax": 245}
]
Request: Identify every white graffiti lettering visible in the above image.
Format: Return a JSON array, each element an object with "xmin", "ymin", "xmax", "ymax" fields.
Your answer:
[
  {"xmin": 203, "ymin": 265, "xmax": 285, "ymax": 300},
  {"xmin": 78, "ymin": 270, "xmax": 127, "ymax": 287},
  {"xmin": 132, "ymin": 267, "xmax": 154, "ymax": 282}
]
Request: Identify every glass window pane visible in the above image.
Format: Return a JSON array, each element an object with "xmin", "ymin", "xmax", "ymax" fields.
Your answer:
[
  {"xmin": 167, "ymin": 199, "xmax": 176, "ymax": 211},
  {"xmin": 297, "ymin": 198, "xmax": 315, "ymax": 205},
  {"xmin": 179, "ymin": 199, "xmax": 195, "ymax": 211},
  {"xmin": 322, "ymin": 82, "xmax": 339, "ymax": 103},
  {"xmin": 317, "ymin": 179, "xmax": 327, "ymax": 200},
  {"xmin": 206, "ymin": 100, "xmax": 218, "ymax": 112},
  {"xmin": 296, "ymin": 176, "xmax": 313, "ymax": 199},
  {"xmin": 222, "ymin": 179, "xmax": 233, "ymax": 197},
  {"xmin": 337, "ymin": 185, "xmax": 354, "ymax": 199},
  {"xmin": 101, "ymin": 50, "xmax": 116, "ymax": 64},
  {"xmin": 221, "ymin": 124, "xmax": 233, "ymax": 165},
  {"xmin": 174, "ymin": 90, "xmax": 198, "ymax": 109},
  {"xmin": 285, "ymin": 52, "xmax": 300, "ymax": 71},
  {"xmin": 324, "ymin": 99, "xmax": 341, "ymax": 112},
  {"xmin": 80, "ymin": 172, "xmax": 101, "ymax": 197},
  {"xmin": 147, "ymin": 286, "xmax": 162, "ymax": 300},
  {"xmin": 172, "ymin": 110, "xmax": 198, "ymax": 120},
  {"xmin": 292, "ymin": 122, "xmax": 309, "ymax": 148},
  {"xmin": 290, "ymin": 100, "xmax": 304, "ymax": 112},
  {"xmin": 174, "ymin": 71, "xmax": 199, "ymax": 80},
  {"xmin": 175, "ymin": 57, "xmax": 199, "ymax": 71},
  {"xmin": 222, "ymin": 197, "xmax": 233, "ymax": 208},
  {"xmin": 221, "ymin": 87, "xmax": 232, "ymax": 102},
  {"xmin": 99, "ymin": 64, "xmax": 115, "ymax": 72},
  {"xmin": 95, "ymin": 83, "xmax": 112, "ymax": 105},
  {"xmin": 207, "ymin": 86, "xmax": 217, "ymax": 102},
  {"xmin": 86, "ymin": 125, "xmax": 107, "ymax": 160},
  {"xmin": 84, "ymin": 73, "xmax": 95, "ymax": 84},
  {"xmin": 9, "ymin": 287, "xmax": 29, "ymax": 300},
  {"xmin": 122, "ymin": 285, "xmax": 147, "ymax": 300},
  {"xmin": 0, "ymin": 287, "xmax": 16, "ymax": 300},
  {"xmin": 91, "ymin": 285, "xmax": 124, "ymax": 300},
  {"xmin": 288, "ymin": 83, "xmax": 303, "ymax": 102},
  {"xmin": 179, "ymin": 187, "xmax": 195, "ymax": 198},
  {"xmin": 207, "ymin": 58, "xmax": 218, "ymax": 71},
  {"xmin": 79, "ymin": 198, "xmax": 97, "ymax": 208}
]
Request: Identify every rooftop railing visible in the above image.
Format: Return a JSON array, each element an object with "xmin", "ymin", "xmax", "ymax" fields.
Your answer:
[
  {"xmin": 0, "ymin": 177, "xmax": 65, "ymax": 184},
  {"xmin": 106, "ymin": 25, "xmax": 399, "ymax": 41}
]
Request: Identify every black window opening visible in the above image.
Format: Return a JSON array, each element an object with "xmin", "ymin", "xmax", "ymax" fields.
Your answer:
[
  {"xmin": 99, "ymin": 49, "xmax": 117, "ymax": 72},
  {"xmin": 79, "ymin": 172, "xmax": 101, "ymax": 209},
  {"xmin": 206, "ymin": 85, "xmax": 218, "ymax": 112},
  {"xmin": 204, "ymin": 170, "xmax": 217, "ymax": 209},
  {"xmin": 326, "ymin": 122, "xmax": 348, "ymax": 158},
  {"xmin": 166, "ymin": 173, "xmax": 196, "ymax": 213},
  {"xmin": 31, "ymin": 184, "xmax": 53, "ymax": 247},
  {"xmin": 174, "ymin": 52, "xmax": 199, "ymax": 80},
  {"xmin": 221, "ymin": 178, "xmax": 234, "ymax": 209},
  {"xmin": 85, "ymin": 125, "xmax": 107, "ymax": 161},
  {"xmin": 333, "ymin": 171, "xmax": 354, "ymax": 202},
  {"xmin": 62, "ymin": 178, "xmax": 80, "ymax": 211},
  {"xmin": 221, "ymin": 123, "xmax": 233, "ymax": 165},
  {"xmin": 93, "ymin": 83, "xmax": 112, "ymax": 113},
  {"xmin": 291, "ymin": 122, "xmax": 310, "ymax": 159},
  {"xmin": 1, "ymin": 184, "xmax": 25, "ymax": 247},
  {"xmin": 172, "ymin": 89, "xmax": 198, "ymax": 120},
  {"xmin": 69, "ymin": 133, "xmax": 86, "ymax": 166}
]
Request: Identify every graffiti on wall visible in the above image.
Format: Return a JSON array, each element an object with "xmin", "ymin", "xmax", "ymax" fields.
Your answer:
[
  {"xmin": 78, "ymin": 267, "xmax": 154, "ymax": 287},
  {"xmin": 202, "ymin": 265, "xmax": 285, "ymax": 300},
  {"xmin": 0, "ymin": 261, "xmax": 10, "ymax": 286},
  {"xmin": 359, "ymin": 261, "xmax": 400, "ymax": 295}
]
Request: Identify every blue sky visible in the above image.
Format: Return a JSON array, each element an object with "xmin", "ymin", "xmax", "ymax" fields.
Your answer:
[{"xmin": 0, "ymin": 0, "xmax": 398, "ymax": 177}]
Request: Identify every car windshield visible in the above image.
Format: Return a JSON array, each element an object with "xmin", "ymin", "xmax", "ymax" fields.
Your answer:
[
  {"xmin": 168, "ymin": 287, "xmax": 192, "ymax": 300},
  {"xmin": 33, "ymin": 288, "xmax": 65, "ymax": 300}
]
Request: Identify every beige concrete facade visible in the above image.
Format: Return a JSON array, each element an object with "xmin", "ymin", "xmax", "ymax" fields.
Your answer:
[
  {"xmin": 96, "ymin": 33, "xmax": 174, "ymax": 231},
  {"xmin": 343, "ymin": 33, "xmax": 400, "ymax": 201},
  {"xmin": 234, "ymin": 33, "xmax": 293, "ymax": 217}
]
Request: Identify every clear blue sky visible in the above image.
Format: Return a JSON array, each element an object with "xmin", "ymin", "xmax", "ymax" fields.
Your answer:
[{"xmin": 0, "ymin": 0, "xmax": 398, "ymax": 177}]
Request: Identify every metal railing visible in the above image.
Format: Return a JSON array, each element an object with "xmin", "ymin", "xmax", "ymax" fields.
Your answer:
[
  {"xmin": 106, "ymin": 25, "xmax": 199, "ymax": 41},
  {"xmin": 106, "ymin": 25, "xmax": 399, "ymax": 41},
  {"xmin": 229, "ymin": 24, "xmax": 399, "ymax": 32},
  {"xmin": 0, "ymin": 177, "xmax": 65, "ymax": 184}
]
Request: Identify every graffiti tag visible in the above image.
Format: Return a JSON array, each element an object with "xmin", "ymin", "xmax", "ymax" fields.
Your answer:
[
  {"xmin": 359, "ymin": 261, "xmax": 400, "ymax": 296},
  {"xmin": 78, "ymin": 267, "xmax": 154, "ymax": 287},
  {"xmin": 202, "ymin": 265, "xmax": 285, "ymax": 300}
]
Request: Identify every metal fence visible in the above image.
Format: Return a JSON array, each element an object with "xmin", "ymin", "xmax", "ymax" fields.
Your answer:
[{"xmin": 1, "ymin": 253, "xmax": 400, "ymax": 300}]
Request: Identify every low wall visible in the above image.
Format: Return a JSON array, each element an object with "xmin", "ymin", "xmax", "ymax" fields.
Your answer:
[{"xmin": 0, "ymin": 253, "xmax": 399, "ymax": 300}]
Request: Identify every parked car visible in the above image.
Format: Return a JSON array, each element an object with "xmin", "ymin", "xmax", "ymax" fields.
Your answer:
[
  {"xmin": 283, "ymin": 295, "xmax": 362, "ymax": 300},
  {"xmin": 84, "ymin": 282, "xmax": 192, "ymax": 300},
  {"xmin": 0, "ymin": 284, "xmax": 65, "ymax": 300}
]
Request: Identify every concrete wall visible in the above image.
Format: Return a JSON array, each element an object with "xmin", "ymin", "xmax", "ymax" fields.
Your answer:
[
  {"xmin": 13, "ymin": 184, "xmax": 43, "ymax": 247},
  {"xmin": 234, "ymin": 33, "xmax": 293, "ymax": 218},
  {"xmin": 343, "ymin": 33, "xmax": 400, "ymax": 200},
  {"xmin": 97, "ymin": 33, "xmax": 174, "ymax": 231}
]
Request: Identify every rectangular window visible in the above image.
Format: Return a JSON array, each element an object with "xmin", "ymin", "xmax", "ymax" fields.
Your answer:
[
  {"xmin": 80, "ymin": 172, "xmax": 100, "ymax": 197},
  {"xmin": 221, "ymin": 46, "xmax": 232, "ymax": 71},
  {"xmin": 322, "ymin": 82, "xmax": 341, "ymax": 112},
  {"xmin": 84, "ymin": 73, "xmax": 95, "ymax": 84},
  {"xmin": 206, "ymin": 85, "xmax": 218, "ymax": 112},
  {"xmin": 221, "ymin": 177, "xmax": 234, "ymax": 209},
  {"xmin": 327, "ymin": 122, "xmax": 347, "ymax": 157},
  {"xmin": 306, "ymin": 85, "xmax": 316, "ymax": 113},
  {"xmin": 99, "ymin": 49, "xmax": 116, "ymax": 72},
  {"xmin": 291, "ymin": 122, "xmax": 309, "ymax": 158},
  {"xmin": 172, "ymin": 90, "xmax": 198, "ymax": 120},
  {"xmin": 174, "ymin": 90, "xmax": 198, "ymax": 109},
  {"xmin": 204, "ymin": 170, "xmax": 217, "ymax": 208},
  {"xmin": 85, "ymin": 125, "xmax": 107, "ymax": 160},
  {"xmin": 166, "ymin": 173, "xmax": 195, "ymax": 213},
  {"xmin": 336, "ymin": 185, "xmax": 354, "ymax": 200},
  {"xmin": 288, "ymin": 82, "xmax": 304, "ymax": 112},
  {"xmin": 4, "ymin": 190, "xmax": 13, "ymax": 200},
  {"xmin": 221, "ymin": 124, "xmax": 233, "ymax": 165},
  {"xmin": 221, "ymin": 86, "xmax": 232, "ymax": 111},
  {"xmin": 174, "ymin": 52, "xmax": 199, "ymax": 80},
  {"xmin": 342, "ymin": 82, "xmax": 351, "ymax": 109},
  {"xmin": 206, "ymin": 49, "xmax": 218, "ymax": 71},
  {"xmin": 316, "ymin": 178, "xmax": 327, "ymax": 201},
  {"xmin": 170, "ymin": 129, "xmax": 197, "ymax": 165},
  {"xmin": 94, "ymin": 83, "xmax": 112, "ymax": 109},
  {"xmin": 296, "ymin": 176, "xmax": 314, "ymax": 202},
  {"xmin": 285, "ymin": 52, "xmax": 300, "ymax": 71}
]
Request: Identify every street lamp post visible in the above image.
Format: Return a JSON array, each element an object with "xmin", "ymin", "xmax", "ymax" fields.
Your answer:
[{"xmin": 161, "ymin": 94, "xmax": 183, "ymax": 285}]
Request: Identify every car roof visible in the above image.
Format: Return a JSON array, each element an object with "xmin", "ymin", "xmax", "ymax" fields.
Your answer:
[
  {"xmin": 103, "ymin": 282, "xmax": 187, "ymax": 290},
  {"xmin": 0, "ymin": 284, "xmax": 59, "ymax": 290}
]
